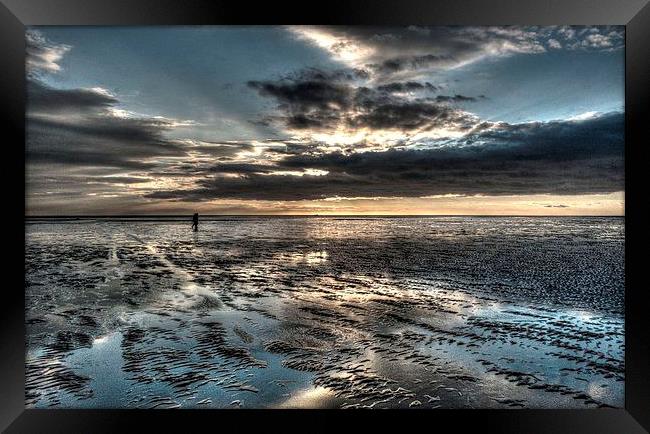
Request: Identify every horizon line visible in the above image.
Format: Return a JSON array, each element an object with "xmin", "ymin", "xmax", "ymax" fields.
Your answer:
[{"xmin": 24, "ymin": 214, "xmax": 625, "ymax": 218}]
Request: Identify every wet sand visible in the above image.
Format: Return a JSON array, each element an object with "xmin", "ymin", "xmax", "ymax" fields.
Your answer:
[{"xmin": 25, "ymin": 217, "xmax": 624, "ymax": 408}]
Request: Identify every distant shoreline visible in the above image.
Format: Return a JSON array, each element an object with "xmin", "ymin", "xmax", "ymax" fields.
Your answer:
[{"xmin": 24, "ymin": 214, "xmax": 625, "ymax": 221}]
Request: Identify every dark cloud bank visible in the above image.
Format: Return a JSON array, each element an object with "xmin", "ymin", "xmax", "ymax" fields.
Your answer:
[
  {"xmin": 148, "ymin": 112, "xmax": 624, "ymax": 201},
  {"xmin": 27, "ymin": 80, "xmax": 187, "ymax": 170}
]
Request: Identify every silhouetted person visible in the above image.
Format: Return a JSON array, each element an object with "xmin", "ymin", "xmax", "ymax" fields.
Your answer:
[{"xmin": 192, "ymin": 213, "xmax": 199, "ymax": 232}]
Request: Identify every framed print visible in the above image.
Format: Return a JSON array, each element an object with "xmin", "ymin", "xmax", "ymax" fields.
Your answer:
[{"xmin": 1, "ymin": 0, "xmax": 649, "ymax": 432}]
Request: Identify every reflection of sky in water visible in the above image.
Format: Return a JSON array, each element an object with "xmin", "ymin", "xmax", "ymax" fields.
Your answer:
[
  {"xmin": 25, "ymin": 217, "xmax": 624, "ymax": 408},
  {"xmin": 62, "ymin": 311, "xmax": 319, "ymax": 409}
]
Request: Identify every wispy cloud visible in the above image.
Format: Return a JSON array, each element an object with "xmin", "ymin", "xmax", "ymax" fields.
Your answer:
[
  {"xmin": 287, "ymin": 26, "xmax": 623, "ymax": 78},
  {"xmin": 26, "ymin": 29, "xmax": 71, "ymax": 75}
]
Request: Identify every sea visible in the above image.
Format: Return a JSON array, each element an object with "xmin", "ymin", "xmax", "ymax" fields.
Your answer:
[{"xmin": 25, "ymin": 216, "xmax": 624, "ymax": 408}]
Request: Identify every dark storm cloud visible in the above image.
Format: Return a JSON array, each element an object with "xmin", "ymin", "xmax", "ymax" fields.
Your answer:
[
  {"xmin": 286, "ymin": 67, "xmax": 371, "ymax": 82},
  {"xmin": 27, "ymin": 79, "xmax": 188, "ymax": 170},
  {"xmin": 279, "ymin": 112, "xmax": 624, "ymax": 172},
  {"xmin": 247, "ymin": 80, "xmax": 352, "ymax": 111},
  {"xmin": 147, "ymin": 112, "xmax": 624, "ymax": 202},
  {"xmin": 371, "ymin": 54, "xmax": 454, "ymax": 74},
  {"xmin": 207, "ymin": 162, "xmax": 276, "ymax": 174},
  {"xmin": 433, "ymin": 95, "xmax": 480, "ymax": 103},
  {"xmin": 28, "ymin": 80, "xmax": 119, "ymax": 112},
  {"xmin": 376, "ymin": 81, "xmax": 440, "ymax": 93},
  {"xmin": 247, "ymin": 78, "xmax": 352, "ymax": 129},
  {"xmin": 348, "ymin": 97, "xmax": 477, "ymax": 131},
  {"xmin": 459, "ymin": 111, "xmax": 623, "ymax": 153},
  {"xmin": 248, "ymin": 72, "xmax": 478, "ymax": 132}
]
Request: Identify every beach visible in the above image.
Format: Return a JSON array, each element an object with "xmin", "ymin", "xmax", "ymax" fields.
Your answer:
[{"xmin": 25, "ymin": 216, "xmax": 624, "ymax": 409}]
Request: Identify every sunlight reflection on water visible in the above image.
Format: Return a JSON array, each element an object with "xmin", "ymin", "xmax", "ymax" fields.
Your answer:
[{"xmin": 25, "ymin": 217, "xmax": 624, "ymax": 409}]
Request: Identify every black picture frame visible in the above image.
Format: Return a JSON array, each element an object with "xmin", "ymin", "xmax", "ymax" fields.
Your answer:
[{"xmin": 2, "ymin": 1, "xmax": 648, "ymax": 432}]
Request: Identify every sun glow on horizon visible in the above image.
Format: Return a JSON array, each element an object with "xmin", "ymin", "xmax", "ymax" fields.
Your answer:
[{"xmin": 26, "ymin": 192, "xmax": 624, "ymax": 217}]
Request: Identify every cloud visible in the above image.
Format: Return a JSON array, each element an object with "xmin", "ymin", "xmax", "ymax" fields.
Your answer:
[
  {"xmin": 28, "ymin": 80, "xmax": 119, "ymax": 115},
  {"xmin": 286, "ymin": 67, "xmax": 371, "ymax": 82},
  {"xmin": 376, "ymin": 81, "xmax": 440, "ymax": 93},
  {"xmin": 248, "ymin": 78, "xmax": 352, "ymax": 129},
  {"xmin": 248, "ymin": 72, "xmax": 478, "ymax": 133},
  {"xmin": 181, "ymin": 140, "xmax": 256, "ymax": 159},
  {"xmin": 370, "ymin": 54, "xmax": 455, "ymax": 74},
  {"xmin": 26, "ymin": 29, "xmax": 72, "ymax": 75},
  {"xmin": 583, "ymin": 33, "xmax": 615, "ymax": 48},
  {"xmin": 547, "ymin": 38, "xmax": 562, "ymax": 49},
  {"xmin": 287, "ymin": 26, "xmax": 623, "ymax": 79},
  {"xmin": 554, "ymin": 26, "xmax": 624, "ymax": 50},
  {"xmin": 27, "ymin": 79, "xmax": 189, "ymax": 170},
  {"xmin": 146, "ymin": 112, "xmax": 623, "ymax": 202},
  {"xmin": 288, "ymin": 26, "xmax": 546, "ymax": 75},
  {"xmin": 348, "ymin": 95, "xmax": 477, "ymax": 131},
  {"xmin": 432, "ymin": 95, "xmax": 480, "ymax": 103}
]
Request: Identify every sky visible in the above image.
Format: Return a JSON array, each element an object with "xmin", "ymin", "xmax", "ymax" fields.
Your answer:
[{"xmin": 25, "ymin": 26, "xmax": 625, "ymax": 215}]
